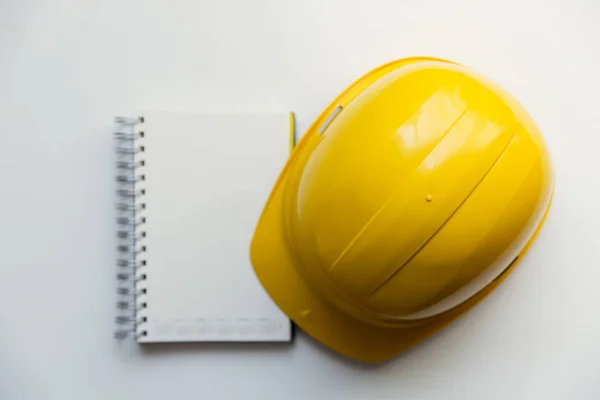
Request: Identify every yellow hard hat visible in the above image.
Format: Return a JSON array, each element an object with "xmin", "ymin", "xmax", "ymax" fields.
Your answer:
[{"xmin": 251, "ymin": 57, "xmax": 554, "ymax": 362}]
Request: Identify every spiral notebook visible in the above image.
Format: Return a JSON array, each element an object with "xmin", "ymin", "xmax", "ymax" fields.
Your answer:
[{"xmin": 114, "ymin": 111, "xmax": 293, "ymax": 342}]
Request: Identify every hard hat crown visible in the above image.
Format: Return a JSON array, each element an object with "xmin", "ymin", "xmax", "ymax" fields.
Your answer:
[{"xmin": 282, "ymin": 63, "xmax": 551, "ymax": 323}]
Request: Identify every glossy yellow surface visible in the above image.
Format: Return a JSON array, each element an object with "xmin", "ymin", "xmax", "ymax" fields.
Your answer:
[{"xmin": 251, "ymin": 57, "xmax": 554, "ymax": 362}]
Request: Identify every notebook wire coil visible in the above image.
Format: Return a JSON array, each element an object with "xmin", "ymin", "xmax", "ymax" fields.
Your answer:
[{"xmin": 114, "ymin": 116, "xmax": 148, "ymax": 340}]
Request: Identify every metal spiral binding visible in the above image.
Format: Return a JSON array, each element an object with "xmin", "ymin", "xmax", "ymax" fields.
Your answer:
[{"xmin": 114, "ymin": 116, "xmax": 148, "ymax": 340}]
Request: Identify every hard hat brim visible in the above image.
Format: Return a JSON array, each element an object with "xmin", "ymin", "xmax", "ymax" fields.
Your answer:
[{"xmin": 250, "ymin": 162, "xmax": 552, "ymax": 363}]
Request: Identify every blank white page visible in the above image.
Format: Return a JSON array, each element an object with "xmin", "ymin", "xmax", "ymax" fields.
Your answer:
[{"xmin": 139, "ymin": 111, "xmax": 292, "ymax": 342}]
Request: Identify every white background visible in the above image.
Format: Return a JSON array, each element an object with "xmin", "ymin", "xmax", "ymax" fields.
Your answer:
[{"xmin": 1, "ymin": 0, "xmax": 600, "ymax": 398}]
